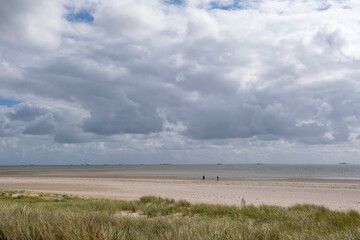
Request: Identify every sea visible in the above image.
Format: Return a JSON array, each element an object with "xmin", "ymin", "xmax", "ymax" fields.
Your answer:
[{"xmin": 1, "ymin": 164, "xmax": 360, "ymax": 181}]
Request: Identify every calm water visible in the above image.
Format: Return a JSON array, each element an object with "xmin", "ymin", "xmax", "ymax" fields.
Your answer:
[{"xmin": 1, "ymin": 164, "xmax": 360, "ymax": 181}]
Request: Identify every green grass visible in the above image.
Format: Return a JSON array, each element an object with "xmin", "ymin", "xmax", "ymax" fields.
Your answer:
[{"xmin": 0, "ymin": 190, "xmax": 359, "ymax": 239}]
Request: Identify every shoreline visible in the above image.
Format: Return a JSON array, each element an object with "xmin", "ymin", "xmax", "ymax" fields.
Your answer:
[
  {"xmin": 1, "ymin": 167, "xmax": 360, "ymax": 183},
  {"xmin": 1, "ymin": 172, "xmax": 360, "ymax": 183},
  {"xmin": 0, "ymin": 176, "xmax": 359, "ymax": 212}
]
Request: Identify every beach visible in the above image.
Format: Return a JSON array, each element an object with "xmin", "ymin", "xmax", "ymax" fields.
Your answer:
[{"xmin": 0, "ymin": 175, "xmax": 359, "ymax": 212}]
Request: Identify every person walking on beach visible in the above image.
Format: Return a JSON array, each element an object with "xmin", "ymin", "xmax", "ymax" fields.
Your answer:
[
  {"xmin": 217, "ymin": 176, "xmax": 219, "ymax": 181},
  {"xmin": 203, "ymin": 175, "xmax": 205, "ymax": 180}
]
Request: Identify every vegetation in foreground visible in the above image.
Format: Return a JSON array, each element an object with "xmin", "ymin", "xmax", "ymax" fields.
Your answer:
[{"xmin": 0, "ymin": 190, "xmax": 359, "ymax": 239}]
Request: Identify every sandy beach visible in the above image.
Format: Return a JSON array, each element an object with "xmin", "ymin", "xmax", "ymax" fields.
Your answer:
[{"xmin": 0, "ymin": 175, "xmax": 359, "ymax": 212}]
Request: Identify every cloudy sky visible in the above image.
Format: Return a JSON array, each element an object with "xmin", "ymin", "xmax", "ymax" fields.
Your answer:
[{"xmin": 1, "ymin": 0, "xmax": 360, "ymax": 165}]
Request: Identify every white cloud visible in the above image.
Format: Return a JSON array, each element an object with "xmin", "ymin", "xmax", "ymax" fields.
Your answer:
[
  {"xmin": 0, "ymin": 0, "xmax": 64, "ymax": 50},
  {"xmin": 1, "ymin": 0, "xmax": 360, "ymax": 164}
]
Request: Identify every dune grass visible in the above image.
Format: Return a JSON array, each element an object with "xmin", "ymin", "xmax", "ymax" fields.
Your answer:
[{"xmin": 0, "ymin": 190, "xmax": 359, "ymax": 239}]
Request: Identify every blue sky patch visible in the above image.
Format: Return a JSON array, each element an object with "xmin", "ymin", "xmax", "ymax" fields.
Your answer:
[
  {"xmin": 164, "ymin": 0, "xmax": 184, "ymax": 6},
  {"xmin": 317, "ymin": 4, "xmax": 331, "ymax": 11},
  {"xmin": 209, "ymin": 0, "xmax": 252, "ymax": 10},
  {"xmin": 66, "ymin": 9, "xmax": 94, "ymax": 23},
  {"xmin": 0, "ymin": 98, "xmax": 21, "ymax": 107}
]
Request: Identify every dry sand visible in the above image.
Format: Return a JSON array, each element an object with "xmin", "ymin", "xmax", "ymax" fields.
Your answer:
[{"xmin": 0, "ymin": 176, "xmax": 359, "ymax": 212}]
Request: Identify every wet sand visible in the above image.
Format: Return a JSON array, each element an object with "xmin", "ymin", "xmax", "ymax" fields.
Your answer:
[{"xmin": 0, "ymin": 175, "xmax": 359, "ymax": 212}]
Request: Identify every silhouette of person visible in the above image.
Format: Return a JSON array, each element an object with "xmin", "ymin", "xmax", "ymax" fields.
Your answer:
[
  {"xmin": 203, "ymin": 175, "xmax": 205, "ymax": 180},
  {"xmin": 217, "ymin": 176, "xmax": 219, "ymax": 181}
]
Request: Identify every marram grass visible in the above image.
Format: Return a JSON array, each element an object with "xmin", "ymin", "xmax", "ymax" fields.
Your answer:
[{"xmin": 0, "ymin": 190, "xmax": 359, "ymax": 239}]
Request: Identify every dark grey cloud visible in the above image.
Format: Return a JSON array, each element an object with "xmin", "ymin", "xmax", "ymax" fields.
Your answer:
[
  {"xmin": 8, "ymin": 103, "xmax": 48, "ymax": 122},
  {"xmin": 23, "ymin": 113, "xmax": 56, "ymax": 135},
  {"xmin": 54, "ymin": 124, "xmax": 89, "ymax": 143},
  {"xmin": 0, "ymin": 114, "xmax": 11, "ymax": 137},
  {"xmin": 82, "ymin": 96, "xmax": 163, "ymax": 135},
  {"xmin": 180, "ymin": 84, "xmax": 340, "ymax": 144}
]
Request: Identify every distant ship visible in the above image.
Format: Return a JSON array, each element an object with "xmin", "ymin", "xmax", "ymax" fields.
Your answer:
[
  {"xmin": 216, "ymin": 163, "xmax": 223, "ymax": 165},
  {"xmin": 339, "ymin": 162, "xmax": 347, "ymax": 165}
]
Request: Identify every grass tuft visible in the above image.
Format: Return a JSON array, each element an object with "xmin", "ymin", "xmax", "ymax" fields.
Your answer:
[{"xmin": 0, "ymin": 189, "xmax": 359, "ymax": 239}]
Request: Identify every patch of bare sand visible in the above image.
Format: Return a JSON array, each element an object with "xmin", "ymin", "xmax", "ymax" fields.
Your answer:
[{"xmin": 0, "ymin": 177, "xmax": 359, "ymax": 212}]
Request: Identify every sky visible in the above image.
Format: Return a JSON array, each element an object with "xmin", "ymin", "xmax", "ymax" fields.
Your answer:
[{"xmin": 1, "ymin": 0, "xmax": 360, "ymax": 165}]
